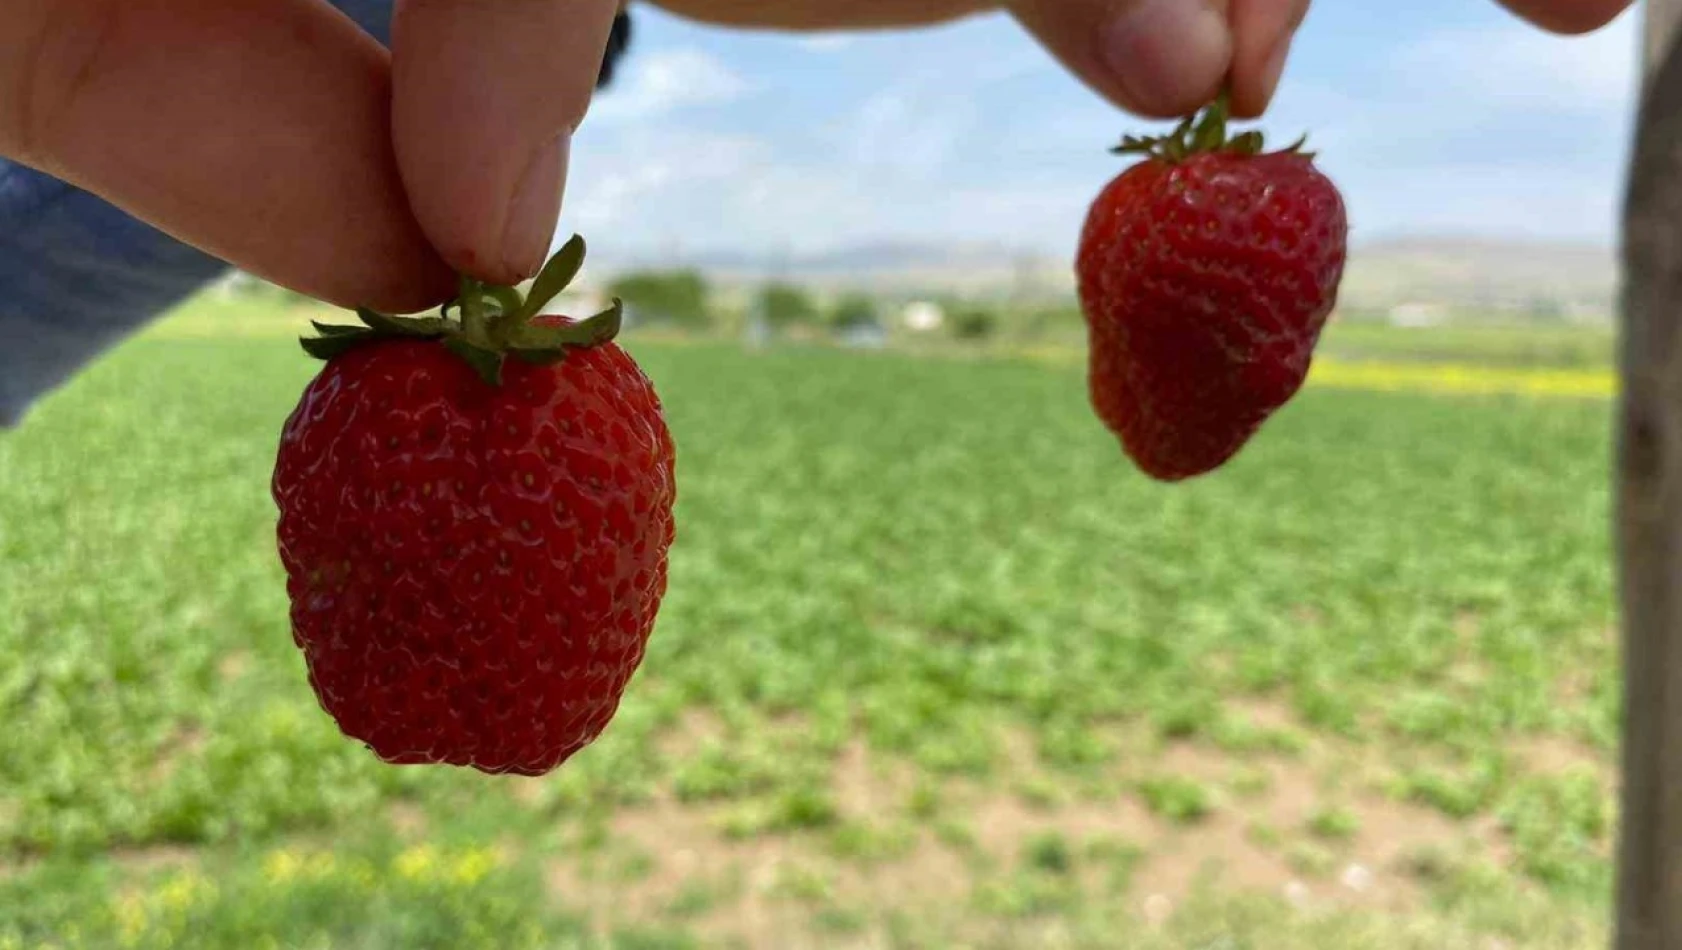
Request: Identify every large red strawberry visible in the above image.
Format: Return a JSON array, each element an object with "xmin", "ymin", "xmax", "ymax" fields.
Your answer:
[
  {"xmin": 272, "ymin": 236, "xmax": 677, "ymax": 776},
  {"xmin": 1077, "ymin": 95, "xmax": 1348, "ymax": 481}
]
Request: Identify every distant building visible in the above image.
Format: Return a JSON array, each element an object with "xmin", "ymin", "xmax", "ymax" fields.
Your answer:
[
  {"xmin": 550, "ymin": 289, "xmax": 609, "ymax": 319},
  {"xmin": 1387, "ymin": 302, "xmax": 1448, "ymax": 328},
  {"xmin": 901, "ymin": 301, "xmax": 945, "ymax": 332}
]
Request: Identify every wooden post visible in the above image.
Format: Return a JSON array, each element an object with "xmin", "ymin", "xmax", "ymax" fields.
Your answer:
[
  {"xmin": 1617, "ymin": 2, "xmax": 1682, "ymax": 947},
  {"xmin": 1649, "ymin": 0, "xmax": 1682, "ymax": 74}
]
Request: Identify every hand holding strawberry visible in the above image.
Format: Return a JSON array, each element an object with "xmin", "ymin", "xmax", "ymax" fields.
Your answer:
[
  {"xmin": 1077, "ymin": 94, "xmax": 1348, "ymax": 481},
  {"xmin": 272, "ymin": 236, "xmax": 677, "ymax": 776}
]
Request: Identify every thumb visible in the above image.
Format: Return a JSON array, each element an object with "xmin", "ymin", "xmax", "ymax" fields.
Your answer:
[
  {"xmin": 1010, "ymin": 0, "xmax": 1232, "ymax": 119},
  {"xmin": 1491, "ymin": 0, "xmax": 1632, "ymax": 34},
  {"xmin": 391, "ymin": 0, "xmax": 622, "ymax": 286}
]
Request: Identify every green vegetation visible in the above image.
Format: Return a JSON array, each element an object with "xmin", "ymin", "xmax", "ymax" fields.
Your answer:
[
  {"xmin": 1138, "ymin": 777, "xmax": 1216, "ymax": 825},
  {"xmin": 608, "ymin": 270, "xmax": 712, "ymax": 328},
  {"xmin": 1319, "ymin": 321, "xmax": 1615, "ymax": 368},
  {"xmin": 829, "ymin": 294, "xmax": 881, "ymax": 332},
  {"xmin": 0, "ymin": 296, "xmax": 1617, "ymax": 947},
  {"xmin": 951, "ymin": 306, "xmax": 1000, "ymax": 341},
  {"xmin": 755, "ymin": 283, "xmax": 818, "ymax": 330}
]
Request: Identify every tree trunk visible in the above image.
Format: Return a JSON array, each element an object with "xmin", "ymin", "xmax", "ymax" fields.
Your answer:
[{"xmin": 1616, "ymin": 2, "xmax": 1682, "ymax": 947}]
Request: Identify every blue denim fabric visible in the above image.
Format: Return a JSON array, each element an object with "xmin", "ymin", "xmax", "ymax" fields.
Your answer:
[{"xmin": 0, "ymin": 1, "xmax": 396, "ymax": 426}]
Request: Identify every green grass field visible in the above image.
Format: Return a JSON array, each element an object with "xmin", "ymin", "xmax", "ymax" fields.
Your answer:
[
  {"xmin": 0, "ymin": 299, "xmax": 1618, "ymax": 948},
  {"xmin": 1318, "ymin": 322, "xmax": 1615, "ymax": 369}
]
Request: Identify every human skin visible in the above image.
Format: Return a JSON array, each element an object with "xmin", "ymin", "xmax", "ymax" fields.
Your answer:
[{"xmin": 0, "ymin": 0, "xmax": 1635, "ymax": 313}]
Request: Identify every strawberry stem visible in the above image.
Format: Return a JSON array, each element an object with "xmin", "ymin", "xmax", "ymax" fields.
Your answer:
[
  {"xmin": 458, "ymin": 277, "xmax": 491, "ymax": 346},
  {"xmin": 298, "ymin": 234, "xmax": 625, "ymax": 387},
  {"xmin": 486, "ymin": 286, "xmax": 524, "ymax": 323},
  {"xmin": 1188, "ymin": 91, "xmax": 1230, "ymax": 151},
  {"xmin": 1109, "ymin": 90, "xmax": 1307, "ymax": 163}
]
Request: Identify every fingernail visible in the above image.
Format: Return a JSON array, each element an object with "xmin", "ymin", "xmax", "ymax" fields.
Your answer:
[
  {"xmin": 1257, "ymin": 35, "xmax": 1292, "ymax": 107},
  {"xmin": 500, "ymin": 132, "xmax": 569, "ymax": 281},
  {"xmin": 1101, "ymin": 0, "xmax": 1230, "ymax": 116}
]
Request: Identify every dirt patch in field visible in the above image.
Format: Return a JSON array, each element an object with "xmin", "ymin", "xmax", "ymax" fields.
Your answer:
[
  {"xmin": 830, "ymin": 737, "xmax": 915, "ymax": 817},
  {"xmin": 217, "ymin": 650, "xmax": 253, "ymax": 683},
  {"xmin": 654, "ymin": 707, "xmax": 729, "ymax": 761},
  {"xmin": 533, "ymin": 712, "xmax": 1520, "ymax": 948},
  {"xmin": 388, "ymin": 801, "xmax": 429, "ymax": 839},
  {"xmin": 1512, "ymin": 733, "xmax": 1609, "ymax": 778},
  {"xmin": 146, "ymin": 721, "xmax": 208, "ymax": 785},
  {"xmin": 109, "ymin": 844, "xmax": 200, "ymax": 873}
]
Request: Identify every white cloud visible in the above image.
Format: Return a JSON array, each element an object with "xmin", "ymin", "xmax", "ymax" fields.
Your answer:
[
  {"xmin": 561, "ymin": 6, "xmax": 1643, "ymax": 258},
  {"xmin": 796, "ymin": 36, "xmax": 857, "ymax": 52},
  {"xmin": 566, "ymin": 120, "xmax": 1094, "ymax": 259},
  {"xmin": 1393, "ymin": 9, "xmax": 1638, "ymax": 113},
  {"xmin": 588, "ymin": 49, "xmax": 754, "ymax": 123},
  {"xmin": 565, "ymin": 130, "xmax": 769, "ymax": 233},
  {"xmin": 830, "ymin": 49, "xmax": 1041, "ymax": 177},
  {"xmin": 1331, "ymin": 163, "xmax": 1621, "ymax": 243},
  {"xmin": 842, "ymin": 88, "xmax": 970, "ymax": 175},
  {"xmin": 1257, "ymin": 9, "xmax": 1640, "ymax": 245}
]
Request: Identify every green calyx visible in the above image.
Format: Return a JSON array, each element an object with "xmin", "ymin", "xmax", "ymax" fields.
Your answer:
[
  {"xmin": 300, "ymin": 234, "xmax": 623, "ymax": 387},
  {"xmin": 1110, "ymin": 91, "xmax": 1310, "ymax": 164}
]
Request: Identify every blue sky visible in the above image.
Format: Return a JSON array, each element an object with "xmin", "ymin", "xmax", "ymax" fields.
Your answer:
[{"xmin": 565, "ymin": 1, "xmax": 1640, "ymax": 261}]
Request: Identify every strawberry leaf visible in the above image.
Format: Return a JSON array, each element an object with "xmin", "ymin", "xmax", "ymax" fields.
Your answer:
[
  {"xmin": 444, "ymin": 338, "xmax": 505, "ymax": 387},
  {"xmin": 355, "ymin": 307, "xmax": 450, "ymax": 338},
  {"xmin": 1190, "ymin": 96, "xmax": 1228, "ymax": 152},
  {"xmin": 300, "ymin": 232, "xmax": 618, "ymax": 381},
  {"xmin": 1229, "ymin": 131, "xmax": 1266, "ymax": 156},
  {"xmin": 1110, "ymin": 134, "xmax": 1159, "ymax": 156},
  {"xmin": 1276, "ymin": 133, "xmax": 1310, "ymax": 155},
  {"xmin": 300, "ymin": 331, "xmax": 376, "ymax": 361},
  {"xmin": 1103, "ymin": 90, "xmax": 1314, "ymax": 166},
  {"xmin": 571, "ymin": 298, "xmax": 624, "ymax": 346},
  {"xmin": 507, "ymin": 299, "xmax": 624, "ymax": 351},
  {"xmin": 510, "ymin": 348, "xmax": 571, "ymax": 366},
  {"xmin": 518, "ymin": 235, "xmax": 587, "ymax": 321}
]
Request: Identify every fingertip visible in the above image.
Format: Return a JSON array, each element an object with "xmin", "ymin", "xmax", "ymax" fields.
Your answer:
[
  {"xmin": 1230, "ymin": 34, "xmax": 1291, "ymax": 119},
  {"xmin": 1227, "ymin": 0, "xmax": 1309, "ymax": 119},
  {"xmin": 5, "ymin": 0, "xmax": 467, "ymax": 318},
  {"xmin": 1011, "ymin": 0, "xmax": 1231, "ymax": 120},
  {"xmin": 300, "ymin": 243, "xmax": 455, "ymax": 314},
  {"xmin": 1495, "ymin": 0, "xmax": 1633, "ymax": 35},
  {"xmin": 1100, "ymin": 0, "xmax": 1233, "ymax": 117},
  {"xmin": 391, "ymin": 0, "xmax": 615, "ymax": 287},
  {"xmin": 356, "ymin": 258, "xmax": 458, "ymax": 315}
]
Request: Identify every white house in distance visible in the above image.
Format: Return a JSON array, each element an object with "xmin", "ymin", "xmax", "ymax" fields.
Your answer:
[
  {"xmin": 547, "ymin": 288, "xmax": 612, "ymax": 322},
  {"xmin": 1387, "ymin": 302, "xmax": 1448, "ymax": 328},
  {"xmin": 900, "ymin": 301, "xmax": 945, "ymax": 333}
]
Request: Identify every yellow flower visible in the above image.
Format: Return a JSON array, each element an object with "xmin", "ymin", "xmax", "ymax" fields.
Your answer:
[
  {"xmin": 1306, "ymin": 358, "xmax": 1615, "ymax": 399},
  {"xmin": 157, "ymin": 872, "xmax": 214, "ymax": 912},
  {"xmin": 114, "ymin": 895, "xmax": 148, "ymax": 945},
  {"xmin": 306, "ymin": 851, "xmax": 338, "ymax": 880},
  {"xmin": 263, "ymin": 849, "xmax": 302, "ymax": 884},
  {"xmin": 450, "ymin": 847, "xmax": 499, "ymax": 886},
  {"xmin": 395, "ymin": 845, "xmax": 438, "ymax": 881}
]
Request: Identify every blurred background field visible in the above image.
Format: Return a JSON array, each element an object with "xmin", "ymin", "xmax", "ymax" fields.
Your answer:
[{"xmin": 0, "ymin": 274, "xmax": 1618, "ymax": 947}]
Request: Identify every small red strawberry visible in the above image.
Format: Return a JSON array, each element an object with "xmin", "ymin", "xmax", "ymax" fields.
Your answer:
[
  {"xmin": 1077, "ymin": 95, "xmax": 1348, "ymax": 481},
  {"xmin": 272, "ymin": 236, "xmax": 677, "ymax": 776}
]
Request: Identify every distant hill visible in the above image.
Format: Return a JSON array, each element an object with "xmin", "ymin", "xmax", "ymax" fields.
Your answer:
[
  {"xmin": 1339, "ymin": 237, "xmax": 1615, "ymax": 318},
  {"xmin": 595, "ymin": 241, "xmax": 1071, "ymax": 299},
  {"xmin": 592, "ymin": 236, "xmax": 1619, "ymax": 317}
]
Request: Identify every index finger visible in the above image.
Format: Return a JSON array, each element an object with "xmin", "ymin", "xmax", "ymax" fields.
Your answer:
[
  {"xmin": 1491, "ymin": 0, "xmax": 1634, "ymax": 33},
  {"xmin": 0, "ymin": 0, "xmax": 454, "ymax": 313},
  {"xmin": 391, "ymin": 0, "xmax": 623, "ymax": 285}
]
